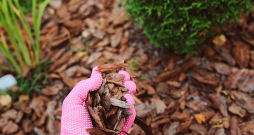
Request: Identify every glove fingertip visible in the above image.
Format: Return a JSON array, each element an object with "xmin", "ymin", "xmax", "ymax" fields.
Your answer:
[
  {"xmin": 124, "ymin": 94, "xmax": 135, "ymax": 106},
  {"xmin": 118, "ymin": 70, "xmax": 130, "ymax": 82},
  {"xmin": 91, "ymin": 66, "xmax": 102, "ymax": 76},
  {"xmin": 89, "ymin": 74, "xmax": 103, "ymax": 91},
  {"xmin": 123, "ymin": 81, "xmax": 136, "ymax": 96}
]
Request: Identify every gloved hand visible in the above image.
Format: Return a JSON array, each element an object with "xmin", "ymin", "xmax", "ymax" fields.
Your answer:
[{"xmin": 61, "ymin": 66, "xmax": 136, "ymax": 135}]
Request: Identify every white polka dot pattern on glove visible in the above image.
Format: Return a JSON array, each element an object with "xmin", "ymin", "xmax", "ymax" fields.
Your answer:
[{"xmin": 61, "ymin": 68, "xmax": 136, "ymax": 135}]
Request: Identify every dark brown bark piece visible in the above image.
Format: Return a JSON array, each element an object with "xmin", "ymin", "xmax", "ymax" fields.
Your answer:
[
  {"xmin": 178, "ymin": 119, "xmax": 192, "ymax": 133},
  {"xmin": 170, "ymin": 111, "xmax": 190, "ymax": 122},
  {"xmin": 116, "ymin": 118, "xmax": 125, "ymax": 133},
  {"xmin": 156, "ymin": 82, "xmax": 170, "ymax": 98},
  {"xmin": 232, "ymin": 41, "xmax": 250, "ymax": 68},
  {"xmin": 15, "ymin": 111, "xmax": 23, "ymax": 123},
  {"xmin": 134, "ymin": 116, "xmax": 153, "ymax": 135},
  {"xmin": 190, "ymin": 124, "xmax": 207, "ymax": 135},
  {"xmin": 214, "ymin": 46, "xmax": 236, "ymax": 66},
  {"xmin": 87, "ymin": 92, "xmax": 93, "ymax": 107},
  {"xmin": 105, "ymin": 106, "xmax": 119, "ymax": 118},
  {"xmin": 22, "ymin": 119, "xmax": 33, "ymax": 133},
  {"xmin": 107, "ymin": 83, "xmax": 115, "ymax": 91},
  {"xmin": 98, "ymin": 64, "xmax": 118, "ymax": 72},
  {"xmin": 98, "ymin": 79, "xmax": 107, "ymax": 95},
  {"xmin": 231, "ymin": 91, "xmax": 254, "ymax": 113},
  {"xmin": 214, "ymin": 62, "xmax": 232, "ymax": 75},
  {"xmin": 228, "ymin": 103, "xmax": 246, "ymax": 118},
  {"xmin": 95, "ymin": 92, "xmax": 101, "ymax": 105},
  {"xmin": 116, "ymin": 63, "xmax": 129, "ymax": 68},
  {"xmin": 119, "ymin": 87, "xmax": 128, "ymax": 92},
  {"xmin": 106, "ymin": 73, "xmax": 125, "ymax": 81},
  {"xmin": 155, "ymin": 68, "xmax": 181, "ymax": 83},
  {"xmin": 0, "ymin": 117, "xmax": 8, "ymax": 129},
  {"xmin": 241, "ymin": 120, "xmax": 254, "ymax": 134},
  {"xmin": 209, "ymin": 93, "xmax": 228, "ymax": 117},
  {"xmin": 2, "ymin": 121, "xmax": 19, "ymax": 134},
  {"xmin": 230, "ymin": 115, "xmax": 238, "ymax": 135},
  {"xmin": 87, "ymin": 106, "xmax": 105, "ymax": 128},
  {"xmin": 107, "ymin": 80, "xmax": 124, "ymax": 87},
  {"xmin": 101, "ymin": 88, "xmax": 111, "ymax": 111},
  {"xmin": 86, "ymin": 128, "xmax": 107, "ymax": 135},
  {"xmin": 191, "ymin": 70, "xmax": 220, "ymax": 86}
]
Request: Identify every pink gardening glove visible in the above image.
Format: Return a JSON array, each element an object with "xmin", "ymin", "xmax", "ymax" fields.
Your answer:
[{"xmin": 61, "ymin": 66, "xmax": 136, "ymax": 135}]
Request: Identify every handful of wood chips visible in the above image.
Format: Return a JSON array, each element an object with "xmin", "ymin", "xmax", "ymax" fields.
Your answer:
[{"xmin": 86, "ymin": 63, "xmax": 135, "ymax": 135}]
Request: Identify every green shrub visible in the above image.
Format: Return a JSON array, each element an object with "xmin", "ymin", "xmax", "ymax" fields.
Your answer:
[{"xmin": 125, "ymin": 0, "xmax": 253, "ymax": 54}]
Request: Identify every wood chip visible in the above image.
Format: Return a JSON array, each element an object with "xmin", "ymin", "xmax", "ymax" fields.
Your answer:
[{"xmin": 110, "ymin": 98, "xmax": 133, "ymax": 108}]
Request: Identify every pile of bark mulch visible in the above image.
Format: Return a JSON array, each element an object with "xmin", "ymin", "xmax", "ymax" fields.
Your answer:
[{"xmin": 2, "ymin": 0, "xmax": 254, "ymax": 134}]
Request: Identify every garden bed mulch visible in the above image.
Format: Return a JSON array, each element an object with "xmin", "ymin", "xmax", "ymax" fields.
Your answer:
[{"xmin": 1, "ymin": 0, "xmax": 254, "ymax": 135}]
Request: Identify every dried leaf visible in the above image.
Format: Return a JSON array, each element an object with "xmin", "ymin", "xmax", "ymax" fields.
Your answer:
[
  {"xmin": 194, "ymin": 114, "xmax": 206, "ymax": 124},
  {"xmin": 0, "ymin": 94, "xmax": 12, "ymax": 106},
  {"xmin": 213, "ymin": 34, "xmax": 227, "ymax": 46}
]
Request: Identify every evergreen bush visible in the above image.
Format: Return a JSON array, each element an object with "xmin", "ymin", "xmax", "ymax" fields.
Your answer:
[{"xmin": 125, "ymin": 0, "xmax": 253, "ymax": 54}]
